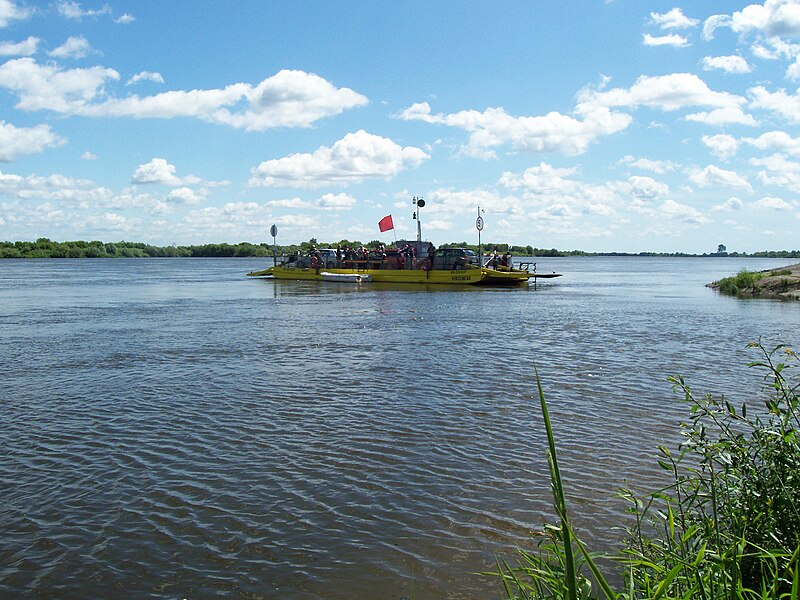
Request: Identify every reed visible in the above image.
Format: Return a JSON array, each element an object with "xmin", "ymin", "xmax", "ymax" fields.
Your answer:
[{"xmin": 487, "ymin": 341, "xmax": 800, "ymax": 599}]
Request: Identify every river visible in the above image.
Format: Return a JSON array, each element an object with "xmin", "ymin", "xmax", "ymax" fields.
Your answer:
[{"xmin": 1, "ymin": 256, "xmax": 798, "ymax": 599}]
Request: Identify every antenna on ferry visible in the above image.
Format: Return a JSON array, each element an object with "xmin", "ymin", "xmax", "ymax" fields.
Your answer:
[{"xmin": 412, "ymin": 195, "xmax": 425, "ymax": 242}]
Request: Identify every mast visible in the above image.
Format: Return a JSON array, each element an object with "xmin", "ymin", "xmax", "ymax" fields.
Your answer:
[{"xmin": 412, "ymin": 195, "xmax": 425, "ymax": 242}]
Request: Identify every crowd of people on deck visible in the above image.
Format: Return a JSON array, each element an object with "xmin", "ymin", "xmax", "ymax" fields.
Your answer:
[{"xmin": 300, "ymin": 243, "xmax": 513, "ymax": 271}]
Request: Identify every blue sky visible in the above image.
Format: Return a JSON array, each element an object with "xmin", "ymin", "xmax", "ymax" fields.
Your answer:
[{"xmin": 1, "ymin": 0, "xmax": 799, "ymax": 253}]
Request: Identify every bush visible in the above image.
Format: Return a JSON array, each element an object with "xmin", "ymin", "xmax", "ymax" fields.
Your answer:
[
  {"xmin": 489, "ymin": 341, "xmax": 800, "ymax": 599},
  {"xmin": 717, "ymin": 269, "xmax": 764, "ymax": 296}
]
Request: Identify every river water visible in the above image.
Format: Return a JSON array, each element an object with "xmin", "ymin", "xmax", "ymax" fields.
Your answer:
[{"xmin": 2, "ymin": 256, "xmax": 798, "ymax": 599}]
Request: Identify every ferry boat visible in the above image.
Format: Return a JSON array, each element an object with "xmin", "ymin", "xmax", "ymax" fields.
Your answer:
[{"xmin": 247, "ymin": 240, "xmax": 560, "ymax": 286}]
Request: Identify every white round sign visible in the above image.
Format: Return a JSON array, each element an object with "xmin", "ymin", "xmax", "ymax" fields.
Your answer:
[{"xmin": 475, "ymin": 216, "xmax": 484, "ymax": 231}]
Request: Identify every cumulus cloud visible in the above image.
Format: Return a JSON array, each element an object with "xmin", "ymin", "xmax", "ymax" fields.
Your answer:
[
  {"xmin": 0, "ymin": 169, "xmax": 113, "ymax": 204},
  {"xmin": 685, "ymin": 107, "xmax": 758, "ymax": 126},
  {"xmin": 659, "ymin": 199, "xmax": 710, "ymax": 225},
  {"xmin": 48, "ymin": 35, "xmax": 92, "ymax": 59},
  {"xmin": 57, "ymin": 1, "xmax": 111, "ymax": 20},
  {"xmin": 748, "ymin": 85, "xmax": 800, "ymax": 123},
  {"xmin": 712, "ymin": 196, "xmax": 744, "ymax": 211},
  {"xmin": 584, "ymin": 73, "xmax": 745, "ymax": 112},
  {"xmin": 249, "ymin": 130, "xmax": 429, "ymax": 188},
  {"xmin": 702, "ymin": 55, "xmax": 752, "ymax": 73},
  {"xmin": 166, "ymin": 187, "xmax": 204, "ymax": 205},
  {"xmin": 126, "ymin": 71, "xmax": 164, "ymax": 86},
  {"xmin": 0, "ymin": 60, "xmax": 368, "ymax": 130},
  {"xmin": 703, "ymin": 0, "xmax": 800, "ymax": 40},
  {"xmin": 396, "ymin": 101, "xmax": 632, "ymax": 158},
  {"xmin": 619, "ymin": 155, "xmax": 677, "ymax": 174},
  {"xmin": 0, "ymin": 121, "xmax": 65, "ymax": 161},
  {"xmin": 628, "ymin": 175, "xmax": 669, "ymax": 200},
  {"xmin": 751, "ymin": 153, "xmax": 800, "ymax": 191},
  {"xmin": 266, "ymin": 192, "xmax": 357, "ymax": 211},
  {"xmin": 754, "ymin": 196, "xmax": 794, "ymax": 209},
  {"xmin": 701, "ymin": 134, "xmax": 740, "ymax": 160},
  {"xmin": 0, "ymin": 36, "xmax": 38, "ymax": 56},
  {"xmin": 0, "ymin": 0, "xmax": 31, "ymax": 27},
  {"xmin": 131, "ymin": 158, "xmax": 200, "ymax": 186},
  {"xmin": 498, "ymin": 162, "xmax": 581, "ymax": 193},
  {"xmin": 743, "ymin": 130, "xmax": 800, "ymax": 155},
  {"xmin": 688, "ymin": 165, "xmax": 753, "ymax": 190},
  {"xmin": 643, "ymin": 34, "xmax": 689, "ymax": 47},
  {"xmin": 650, "ymin": 8, "xmax": 700, "ymax": 29}
]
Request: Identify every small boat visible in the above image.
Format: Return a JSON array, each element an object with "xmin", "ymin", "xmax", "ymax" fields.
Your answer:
[{"xmin": 321, "ymin": 272, "xmax": 371, "ymax": 283}]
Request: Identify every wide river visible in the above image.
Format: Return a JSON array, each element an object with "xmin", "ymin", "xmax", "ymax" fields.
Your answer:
[{"xmin": 2, "ymin": 256, "xmax": 799, "ymax": 599}]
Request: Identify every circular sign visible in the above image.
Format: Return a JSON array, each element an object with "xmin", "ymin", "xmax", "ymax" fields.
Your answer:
[
  {"xmin": 476, "ymin": 216, "xmax": 484, "ymax": 231},
  {"xmin": 270, "ymin": 224, "xmax": 278, "ymax": 238},
  {"xmin": 416, "ymin": 199, "xmax": 425, "ymax": 208}
]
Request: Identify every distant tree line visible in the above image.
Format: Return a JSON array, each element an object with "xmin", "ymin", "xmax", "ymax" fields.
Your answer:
[{"xmin": 1, "ymin": 238, "xmax": 798, "ymax": 259}]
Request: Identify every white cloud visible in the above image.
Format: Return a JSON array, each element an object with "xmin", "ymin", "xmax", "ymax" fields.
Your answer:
[
  {"xmin": 48, "ymin": 35, "xmax": 92, "ymax": 59},
  {"xmin": 265, "ymin": 192, "xmax": 357, "ymax": 211},
  {"xmin": 249, "ymin": 130, "xmax": 429, "ymax": 188},
  {"xmin": 80, "ymin": 150, "xmax": 97, "ymax": 160},
  {"xmin": 643, "ymin": 34, "xmax": 689, "ymax": 47},
  {"xmin": 789, "ymin": 56, "xmax": 800, "ymax": 80},
  {"xmin": 0, "ymin": 60, "xmax": 368, "ymax": 130},
  {"xmin": 0, "ymin": 169, "xmax": 113, "ymax": 204},
  {"xmin": 701, "ymin": 134, "xmax": 740, "ymax": 160},
  {"xmin": 0, "ymin": 0, "xmax": 30, "ymax": 27},
  {"xmin": 659, "ymin": 199, "xmax": 710, "ymax": 225},
  {"xmin": 754, "ymin": 196, "xmax": 794, "ymax": 209},
  {"xmin": 712, "ymin": 196, "xmax": 744, "ymax": 211},
  {"xmin": 498, "ymin": 162, "xmax": 580, "ymax": 193},
  {"xmin": 628, "ymin": 175, "xmax": 669, "ymax": 200},
  {"xmin": 702, "ymin": 55, "xmax": 752, "ymax": 73},
  {"xmin": 131, "ymin": 158, "xmax": 200, "ymax": 186},
  {"xmin": 396, "ymin": 101, "xmax": 632, "ymax": 158},
  {"xmin": 743, "ymin": 130, "xmax": 800, "ymax": 155},
  {"xmin": 114, "ymin": 13, "xmax": 134, "ymax": 24},
  {"xmin": 167, "ymin": 187, "xmax": 204, "ymax": 205},
  {"xmin": 126, "ymin": 71, "xmax": 164, "ymax": 86},
  {"xmin": 318, "ymin": 192, "xmax": 357, "ymax": 211},
  {"xmin": 584, "ymin": 73, "xmax": 745, "ymax": 112},
  {"xmin": 650, "ymin": 8, "xmax": 699, "ymax": 29},
  {"xmin": 0, "ymin": 36, "xmax": 38, "ymax": 56},
  {"xmin": 57, "ymin": 1, "xmax": 111, "ymax": 20},
  {"xmin": 704, "ymin": 0, "xmax": 800, "ymax": 40},
  {"xmin": 0, "ymin": 121, "xmax": 65, "ymax": 161},
  {"xmin": 749, "ymin": 85, "xmax": 800, "ymax": 123},
  {"xmin": 685, "ymin": 107, "xmax": 758, "ymax": 126},
  {"xmin": 0, "ymin": 58, "xmax": 120, "ymax": 112},
  {"xmin": 688, "ymin": 165, "xmax": 753, "ymax": 190},
  {"xmin": 751, "ymin": 153, "xmax": 800, "ymax": 191},
  {"xmin": 619, "ymin": 155, "xmax": 677, "ymax": 174}
]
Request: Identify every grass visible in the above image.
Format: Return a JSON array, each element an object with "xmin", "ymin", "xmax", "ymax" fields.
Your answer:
[
  {"xmin": 487, "ymin": 340, "xmax": 800, "ymax": 599},
  {"xmin": 716, "ymin": 269, "xmax": 765, "ymax": 296}
]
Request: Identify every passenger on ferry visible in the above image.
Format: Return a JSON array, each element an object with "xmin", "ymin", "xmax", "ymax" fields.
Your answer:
[{"xmin": 500, "ymin": 250, "xmax": 512, "ymax": 270}]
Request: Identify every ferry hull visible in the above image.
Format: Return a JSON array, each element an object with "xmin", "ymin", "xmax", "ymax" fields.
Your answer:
[{"xmin": 247, "ymin": 265, "xmax": 531, "ymax": 286}]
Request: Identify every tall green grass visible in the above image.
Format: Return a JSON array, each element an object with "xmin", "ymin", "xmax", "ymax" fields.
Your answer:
[{"xmin": 488, "ymin": 341, "xmax": 800, "ymax": 599}]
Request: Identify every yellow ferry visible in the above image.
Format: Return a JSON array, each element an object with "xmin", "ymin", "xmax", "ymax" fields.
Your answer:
[{"xmin": 247, "ymin": 242, "xmax": 560, "ymax": 286}]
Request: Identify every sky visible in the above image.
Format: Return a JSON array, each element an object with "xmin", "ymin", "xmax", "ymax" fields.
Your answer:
[{"xmin": 1, "ymin": 1, "xmax": 800, "ymax": 253}]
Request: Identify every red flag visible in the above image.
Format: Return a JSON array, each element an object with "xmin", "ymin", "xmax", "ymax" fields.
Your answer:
[{"xmin": 378, "ymin": 214, "xmax": 394, "ymax": 233}]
